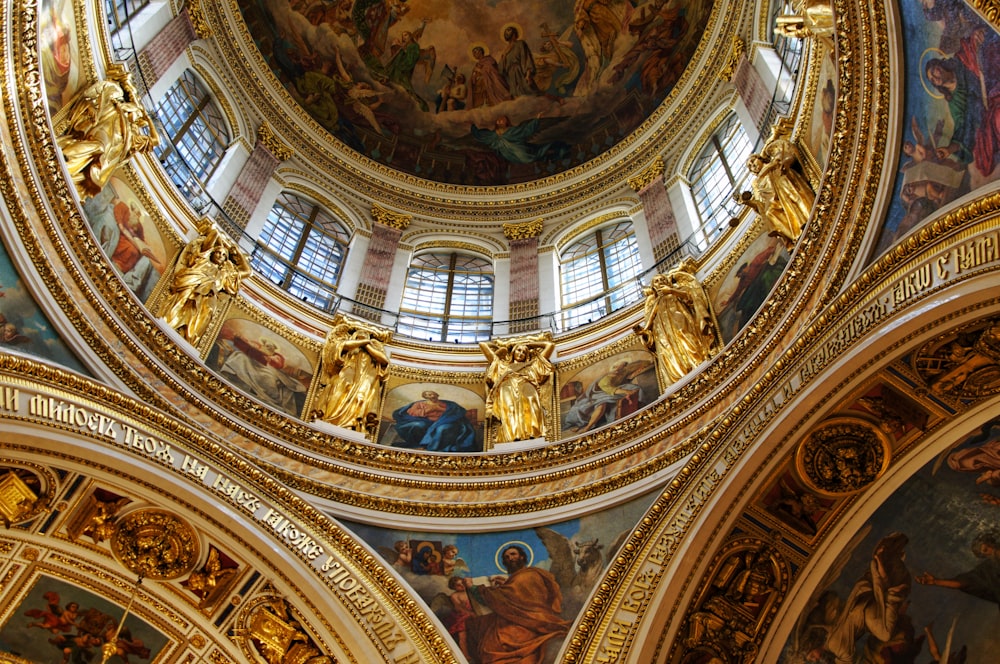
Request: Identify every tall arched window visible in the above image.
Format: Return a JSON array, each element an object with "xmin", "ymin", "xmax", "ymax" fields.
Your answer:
[
  {"xmin": 250, "ymin": 192, "xmax": 350, "ymax": 310},
  {"xmin": 560, "ymin": 221, "xmax": 643, "ymax": 329},
  {"xmin": 153, "ymin": 70, "xmax": 229, "ymax": 207},
  {"xmin": 688, "ymin": 114, "xmax": 753, "ymax": 252},
  {"xmin": 397, "ymin": 252, "xmax": 493, "ymax": 342}
]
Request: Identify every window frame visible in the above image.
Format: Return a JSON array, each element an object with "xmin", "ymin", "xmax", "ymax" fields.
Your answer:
[{"xmin": 397, "ymin": 251, "xmax": 494, "ymax": 343}]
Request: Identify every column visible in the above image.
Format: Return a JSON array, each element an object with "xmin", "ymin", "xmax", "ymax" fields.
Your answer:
[
  {"xmin": 135, "ymin": 1, "xmax": 211, "ymax": 94},
  {"xmin": 721, "ymin": 37, "xmax": 769, "ymax": 147},
  {"xmin": 352, "ymin": 204, "xmax": 410, "ymax": 323},
  {"xmin": 629, "ymin": 158, "xmax": 681, "ymax": 268},
  {"xmin": 218, "ymin": 123, "xmax": 292, "ymax": 235},
  {"xmin": 502, "ymin": 219, "xmax": 543, "ymax": 334}
]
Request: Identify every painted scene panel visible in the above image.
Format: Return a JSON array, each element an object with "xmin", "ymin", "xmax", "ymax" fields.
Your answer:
[
  {"xmin": 874, "ymin": 0, "xmax": 1000, "ymax": 256},
  {"xmin": 0, "ymin": 574, "xmax": 170, "ymax": 662},
  {"xmin": 207, "ymin": 316, "xmax": 314, "ymax": 417},
  {"xmin": 779, "ymin": 415, "xmax": 1000, "ymax": 664},
  {"xmin": 709, "ymin": 232, "xmax": 789, "ymax": 344},
  {"xmin": 377, "ymin": 382, "xmax": 485, "ymax": 453},
  {"xmin": 82, "ymin": 174, "xmax": 172, "ymax": 304},
  {"xmin": 558, "ymin": 349, "xmax": 657, "ymax": 437},
  {"xmin": 237, "ymin": 0, "xmax": 712, "ymax": 186},
  {"xmin": 0, "ymin": 237, "xmax": 87, "ymax": 374},
  {"xmin": 803, "ymin": 43, "xmax": 836, "ymax": 170},
  {"xmin": 40, "ymin": 0, "xmax": 84, "ymax": 115},
  {"xmin": 344, "ymin": 490, "xmax": 657, "ymax": 663}
]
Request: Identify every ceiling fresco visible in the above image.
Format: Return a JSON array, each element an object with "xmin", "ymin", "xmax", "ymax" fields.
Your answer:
[{"xmin": 238, "ymin": 0, "xmax": 712, "ymax": 186}]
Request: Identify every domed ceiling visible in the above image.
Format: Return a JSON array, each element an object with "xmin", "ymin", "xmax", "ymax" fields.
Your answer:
[{"xmin": 237, "ymin": 0, "xmax": 711, "ymax": 186}]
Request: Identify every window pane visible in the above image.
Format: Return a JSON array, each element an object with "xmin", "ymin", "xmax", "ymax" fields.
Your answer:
[
  {"xmin": 153, "ymin": 71, "xmax": 229, "ymax": 200},
  {"xmin": 560, "ymin": 222, "xmax": 642, "ymax": 328},
  {"xmin": 398, "ymin": 253, "xmax": 493, "ymax": 342},
  {"xmin": 690, "ymin": 114, "xmax": 753, "ymax": 251},
  {"xmin": 252, "ymin": 192, "xmax": 349, "ymax": 310}
]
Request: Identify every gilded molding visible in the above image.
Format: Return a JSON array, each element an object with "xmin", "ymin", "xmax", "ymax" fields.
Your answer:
[
  {"xmin": 627, "ymin": 157, "xmax": 666, "ymax": 192},
  {"xmin": 256, "ymin": 121, "xmax": 293, "ymax": 161},
  {"xmin": 186, "ymin": 0, "xmax": 213, "ymax": 40},
  {"xmin": 371, "ymin": 203, "xmax": 411, "ymax": 230},
  {"xmin": 502, "ymin": 218, "xmax": 543, "ymax": 240}
]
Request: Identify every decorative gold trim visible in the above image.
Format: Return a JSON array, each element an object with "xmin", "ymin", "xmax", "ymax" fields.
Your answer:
[
  {"xmin": 257, "ymin": 121, "xmax": 293, "ymax": 162},
  {"xmin": 719, "ymin": 36, "xmax": 745, "ymax": 81},
  {"xmin": 187, "ymin": 0, "xmax": 213, "ymax": 40},
  {"xmin": 502, "ymin": 218, "xmax": 543, "ymax": 240},
  {"xmin": 370, "ymin": 203, "xmax": 410, "ymax": 230},
  {"xmin": 627, "ymin": 157, "xmax": 666, "ymax": 192}
]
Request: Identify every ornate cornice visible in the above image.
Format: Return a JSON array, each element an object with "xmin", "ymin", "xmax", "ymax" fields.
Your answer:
[
  {"xmin": 502, "ymin": 218, "xmax": 543, "ymax": 240},
  {"xmin": 371, "ymin": 203, "xmax": 411, "ymax": 230},
  {"xmin": 256, "ymin": 121, "xmax": 293, "ymax": 161},
  {"xmin": 627, "ymin": 157, "xmax": 666, "ymax": 192}
]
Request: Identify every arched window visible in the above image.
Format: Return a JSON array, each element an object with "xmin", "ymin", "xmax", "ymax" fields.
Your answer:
[
  {"xmin": 560, "ymin": 221, "xmax": 643, "ymax": 329},
  {"xmin": 250, "ymin": 192, "xmax": 350, "ymax": 310},
  {"xmin": 153, "ymin": 70, "xmax": 229, "ymax": 207},
  {"xmin": 397, "ymin": 252, "xmax": 493, "ymax": 342},
  {"xmin": 688, "ymin": 114, "xmax": 753, "ymax": 252},
  {"xmin": 104, "ymin": 0, "xmax": 149, "ymax": 37}
]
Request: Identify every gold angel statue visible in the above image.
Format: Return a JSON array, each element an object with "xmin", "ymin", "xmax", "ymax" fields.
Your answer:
[
  {"xmin": 480, "ymin": 332, "xmax": 555, "ymax": 442},
  {"xmin": 55, "ymin": 63, "xmax": 159, "ymax": 199},
  {"xmin": 634, "ymin": 260, "xmax": 719, "ymax": 386},
  {"xmin": 311, "ymin": 318, "xmax": 391, "ymax": 432},
  {"xmin": 736, "ymin": 135, "xmax": 815, "ymax": 251},
  {"xmin": 160, "ymin": 224, "xmax": 250, "ymax": 346}
]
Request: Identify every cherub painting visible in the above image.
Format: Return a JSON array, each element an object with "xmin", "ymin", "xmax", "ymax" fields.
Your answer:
[{"xmin": 0, "ymin": 575, "xmax": 168, "ymax": 662}]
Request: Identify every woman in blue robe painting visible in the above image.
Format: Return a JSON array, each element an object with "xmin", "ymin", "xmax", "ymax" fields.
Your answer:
[{"xmin": 391, "ymin": 390, "xmax": 478, "ymax": 452}]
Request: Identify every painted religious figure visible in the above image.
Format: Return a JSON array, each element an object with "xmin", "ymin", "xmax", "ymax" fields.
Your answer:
[
  {"xmin": 238, "ymin": 0, "xmax": 711, "ymax": 185},
  {"xmin": 0, "ymin": 575, "xmax": 168, "ymax": 662},
  {"xmin": 874, "ymin": 0, "xmax": 1000, "ymax": 256},
  {"xmin": 634, "ymin": 259, "xmax": 719, "ymax": 387},
  {"xmin": 311, "ymin": 317, "xmax": 391, "ymax": 432},
  {"xmin": 208, "ymin": 317, "xmax": 313, "ymax": 417},
  {"xmin": 378, "ymin": 384, "xmax": 483, "ymax": 452},
  {"xmin": 480, "ymin": 333, "xmax": 555, "ymax": 442},
  {"xmin": 82, "ymin": 176, "xmax": 169, "ymax": 303},
  {"xmin": 560, "ymin": 350, "xmax": 657, "ymax": 436},
  {"xmin": 780, "ymin": 412, "xmax": 1000, "ymax": 663}
]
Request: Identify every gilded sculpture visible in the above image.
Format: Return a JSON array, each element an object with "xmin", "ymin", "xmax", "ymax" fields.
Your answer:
[
  {"xmin": 735, "ymin": 135, "xmax": 815, "ymax": 251},
  {"xmin": 311, "ymin": 317, "xmax": 391, "ymax": 433},
  {"xmin": 160, "ymin": 224, "xmax": 251, "ymax": 346},
  {"xmin": 634, "ymin": 260, "xmax": 719, "ymax": 386},
  {"xmin": 55, "ymin": 64, "xmax": 159, "ymax": 199},
  {"xmin": 480, "ymin": 333, "xmax": 555, "ymax": 443},
  {"xmin": 775, "ymin": 0, "xmax": 835, "ymax": 48}
]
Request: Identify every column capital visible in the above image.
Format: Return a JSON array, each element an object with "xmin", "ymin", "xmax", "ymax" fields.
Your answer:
[
  {"xmin": 186, "ymin": 0, "xmax": 212, "ymax": 40},
  {"xmin": 257, "ymin": 122, "xmax": 294, "ymax": 161},
  {"xmin": 628, "ymin": 157, "xmax": 665, "ymax": 192},
  {"xmin": 502, "ymin": 218, "xmax": 543, "ymax": 240},
  {"xmin": 371, "ymin": 203, "xmax": 411, "ymax": 230}
]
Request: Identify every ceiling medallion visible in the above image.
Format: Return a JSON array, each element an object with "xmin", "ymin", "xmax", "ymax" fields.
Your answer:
[
  {"xmin": 109, "ymin": 508, "xmax": 200, "ymax": 580},
  {"xmin": 796, "ymin": 418, "xmax": 891, "ymax": 496}
]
